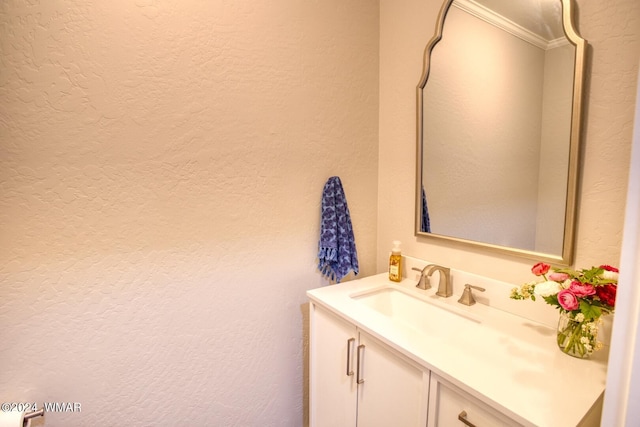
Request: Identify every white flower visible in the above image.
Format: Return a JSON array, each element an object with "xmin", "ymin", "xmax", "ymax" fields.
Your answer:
[
  {"xmin": 534, "ymin": 281, "xmax": 562, "ymax": 297},
  {"xmin": 575, "ymin": 313, "xmax": 585, "ymax": 322},
  {"xmin": 601, "ymin": 270, "xmax": 619, "ymax": 281}
]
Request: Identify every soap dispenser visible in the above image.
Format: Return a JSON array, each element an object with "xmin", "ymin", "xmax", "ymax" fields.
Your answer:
[{"xmin": 389, "ymin": 240, "xmax": 402, "ymax": 282}]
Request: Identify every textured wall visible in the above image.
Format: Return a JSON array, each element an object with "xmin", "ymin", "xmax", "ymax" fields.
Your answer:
[
  {"xmin": 0, "ymin": 1, "xmax": 379, "ymax": 426},
  {"xmin": 378, "ymin": 0, "xmax": 640, "ymax": 282}
]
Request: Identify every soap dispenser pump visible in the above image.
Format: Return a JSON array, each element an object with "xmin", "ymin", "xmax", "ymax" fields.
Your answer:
[{"xmin": 389, "ymin": 240, "xmax": 402, "ymax": 282}]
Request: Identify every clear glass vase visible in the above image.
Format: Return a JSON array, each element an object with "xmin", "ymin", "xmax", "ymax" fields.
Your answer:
[{"xmin": 556, "ymin": 311, "xmax": 599, "ymax": 359}]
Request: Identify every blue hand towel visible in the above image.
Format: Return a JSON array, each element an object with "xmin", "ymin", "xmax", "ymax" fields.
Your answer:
[
  {"xmin": 421, "ymin": 185, "xmax": 431, "ymax": 233},
  {"xmin": 318, "ymin": 176, "xmax": 359, "ymax": 283}
]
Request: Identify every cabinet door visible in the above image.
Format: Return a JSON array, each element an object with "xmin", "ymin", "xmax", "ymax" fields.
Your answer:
[
  {"xmin": 356, "ymin": 332, "xmax": 429, "ymax": 427},
  {"xmin": 427, "ymin": 374, "xmax": 522, "ymax": 427},
  {"xmin": 309, "ymin": 304, "xmax": 358, "ymax": 427}
]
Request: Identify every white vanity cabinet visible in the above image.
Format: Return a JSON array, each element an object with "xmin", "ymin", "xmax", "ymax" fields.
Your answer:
[
  {"xmin": 308, "ymin": 272, "xmax": 608, "ymax": 427},
  {"xmin": 309, "ymin": 303, "xmax": 429, "ymax": 427}
]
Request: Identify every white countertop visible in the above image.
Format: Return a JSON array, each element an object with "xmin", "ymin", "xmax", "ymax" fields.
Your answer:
[{"xmin": 307, "ymin": 273, "xmax": 609, "ymax": 427}]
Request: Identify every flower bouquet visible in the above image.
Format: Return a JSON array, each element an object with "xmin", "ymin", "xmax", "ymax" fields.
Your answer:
[{"xmin": 510, "ymin": 262, "xmax": 618, "ymax": 358}]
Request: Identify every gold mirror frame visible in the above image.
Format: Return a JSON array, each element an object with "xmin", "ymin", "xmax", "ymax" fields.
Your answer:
[{"xmin": 415, "ymin": 0, "xmax": 586, "ymax": 265}]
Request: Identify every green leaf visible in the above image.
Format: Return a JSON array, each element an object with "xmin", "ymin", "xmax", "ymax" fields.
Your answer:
[
  {"xmin": 544, "ymin": 294, "xmax": 558, "ymax": 306},
  {"xmin": 580, "ymin": 300, "xmax": 602, "ymax": 320},
  {"xmin": 553, "ymin": 267, "xmax": 579, "ymax": 277}
]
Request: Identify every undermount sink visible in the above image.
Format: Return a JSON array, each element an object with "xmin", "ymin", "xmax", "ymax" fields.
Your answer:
[
  {"xmin": 351, "ymin": 286, "xmax": 480, "ymax": 335},
  {"xmin": 351, "ymin": 286, "xmax": 549, "ymax": 361}
]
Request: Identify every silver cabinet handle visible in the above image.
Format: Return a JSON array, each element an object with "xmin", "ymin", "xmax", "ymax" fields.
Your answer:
[
  {"xmin": 458, "ymin": 410, "xmax": 477, "ymax": 427},
  {"xmin": 356, "ymin": 344, "xmax": 365, "ymax": 384},
  {"xmin": 346, "ymin": 338, "xmax": 355, "ymax": 376}
]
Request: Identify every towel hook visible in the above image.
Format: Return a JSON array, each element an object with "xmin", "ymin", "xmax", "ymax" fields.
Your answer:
[{"xmin": 24, "ymin": 408, "xmax": 44, "ymax": 420}]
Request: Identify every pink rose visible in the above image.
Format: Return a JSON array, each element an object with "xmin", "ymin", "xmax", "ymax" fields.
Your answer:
[
  {"xmin": 568, "ymin": 280, "xmax": 596, "ymax": 297},
  {"xmin": 600, "ymin": 265, "xmax": 619, "ymax": 273},
  {"xmin": 531, "ymin": 262, "xmax": 551, "ymax": 276},
  {"xmin": 557, "ymin": 289, "xmax": 579, "ymax": 311},
  {"xmin": 549, "ymin": 272, "xmax": 570, "ymax": 282}
]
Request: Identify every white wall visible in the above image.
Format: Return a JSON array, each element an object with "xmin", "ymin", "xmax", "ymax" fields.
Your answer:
[
  {"xmin": 602, "ymin": 61, "xmax": 640, "ymax": 427},
  {"xmin": 0, "ymin": 1, "xmax": 379, "ymax": 426},
  {"xmin": 379, "ymin": 0, "xmax": 639, "ymax": 282}
]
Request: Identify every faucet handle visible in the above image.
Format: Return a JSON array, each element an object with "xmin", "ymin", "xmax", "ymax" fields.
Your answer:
[
  {"xmin": 458, "ymin": 284, "xmax": 486, "ymax": 306},
  {"xmin": 411, "ymin": 266, "xmax": 432, "ymax": 290}
]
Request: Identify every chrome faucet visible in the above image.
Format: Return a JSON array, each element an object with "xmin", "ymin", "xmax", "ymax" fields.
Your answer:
[
  {"xmin": 411, "ymin": 266, "xmax": 432, "ymax": 290},
  {"xmin": 425, "ymin": 264, "xmax": 452, "ymax": 297}
]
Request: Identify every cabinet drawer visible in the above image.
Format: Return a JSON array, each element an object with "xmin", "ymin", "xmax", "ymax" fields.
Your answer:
[{"xmin": 428, "ymin": 375, "xmax": 522, "ymax": 427}]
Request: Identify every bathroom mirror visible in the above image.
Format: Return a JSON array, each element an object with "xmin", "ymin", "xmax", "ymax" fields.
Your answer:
[{"xmin": 416, "ymin": 0, "xmax": 585, "ymax": 265}]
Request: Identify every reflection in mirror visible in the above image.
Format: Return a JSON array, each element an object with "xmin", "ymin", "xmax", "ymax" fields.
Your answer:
[{"xmin": 416, "ymin": 0, "xmax": 586, "ymax": 265}]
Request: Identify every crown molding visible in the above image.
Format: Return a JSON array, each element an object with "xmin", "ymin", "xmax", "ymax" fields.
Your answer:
[{"xmin": 452, "ymin": 0, "xmax": 567, "ymax": 50}]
